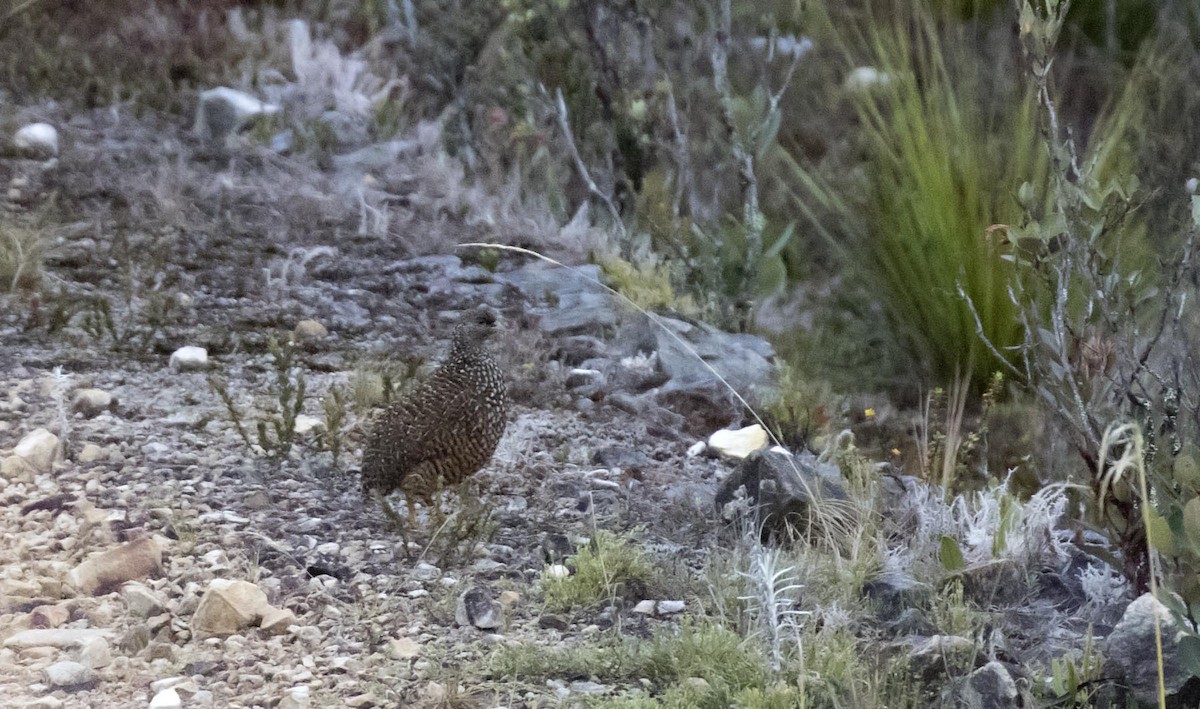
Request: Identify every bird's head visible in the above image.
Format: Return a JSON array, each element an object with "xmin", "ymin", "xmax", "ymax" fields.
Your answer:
[{"xmin": 451, "ymin": 307, "xmax": 500, "ymax": 349}]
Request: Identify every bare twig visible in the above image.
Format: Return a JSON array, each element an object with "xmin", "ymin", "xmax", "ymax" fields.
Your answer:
[{"xmin": 549, "ymin": 86, "xmax": 627, "ymax": 242}]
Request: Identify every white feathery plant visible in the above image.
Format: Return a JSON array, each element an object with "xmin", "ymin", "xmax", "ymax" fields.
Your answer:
[
  {"xmin": 738, "ymin": 541, "xmax": 809, "ymax": 673},
  {"xmin": 51, "ymin": 366, "xmax": 71, "ymax": 458}
]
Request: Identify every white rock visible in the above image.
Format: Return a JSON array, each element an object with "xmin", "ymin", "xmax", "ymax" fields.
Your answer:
[
  {"xmin": 686, "ymin": 441, "xmax": 707, "ymax": 457},
  {"xmin": 293, "ymin": 415, "xmax": 323, "ymax": 435},
  {"xmin": 194, "ymin": 87, "xmax": 280, "ymax": 141},
  {"xmin": 544, "ymin": 564, "xmax": 570, "ymax": 579},
  {"xmin": 656, "ymin": 600, "xmax": 686, "ymax": 615},
  {"xmin": 13, "ymin": 428, "xmax": 60, "ymax": 472},
  {"xmin": 123, "ymin": 583, "xmax": 166, "ymax": 618},
  {"xmin": 78, "ymin": 637, "xmax": 111, "ymax": 669},
  {"xmin": 844, "ymin": 66, "xmax": 890, "ymax": 91},
  {"xmin": 169, "ymin": 346, "xmax": 208, "ymax": 371},
  {"xmin": 41, "ymin": 660, "xmax": 93, "ymax": 688},
  {"xmin": 149, "ymin": 687, "xmax": 182, "ymax": 709},
  {"xmin": 78, "ymin": 444, "xmax": 105, "ymax": 463},
  {"xmin": 632, "ymin": 600, "xmax": 656, "ymax": 615},
  {"xmin": 71, "ymin": 388, "xmax": 115, "ymax": 418},
  {"xmin": 388, "ymin": 637, "xmax": 421, "ymax": 660},
  {"xmin": 293, "ymin": 320, "xmax": 327, "ymax": 341},
  {"xmin": 14, "ymin": 123, "xmax": 59, "ymax": 157},
  {"xmin": 1187, "ymin": 177, "xmax": 1199, "ymax": 195},
  {"xmin": 279, "ymin": 686, "xmax": 310, "ymax": 709},
  {"xmin": 707, "ymin": 424, "xmax": 768, "ymax": 460},
  {"xmin": 150, "ymin": 677, "xmax": 188, "ymax": 693},
  {"xmin": 191, "ymin": 579, "xmax": 271, "ymax": 637},
  {"xmin": 3, "ymin": 628, "xmax": 113, "ymax": 649}
]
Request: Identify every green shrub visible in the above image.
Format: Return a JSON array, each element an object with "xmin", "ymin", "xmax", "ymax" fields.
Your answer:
[{"xmin": 542, "ymin": 529, "xmax": 658, "ymax": 612}]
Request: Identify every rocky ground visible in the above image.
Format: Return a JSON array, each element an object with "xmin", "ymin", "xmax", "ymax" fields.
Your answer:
[{"xmin": 0, "ymin": 99, "xmax": 763, "ymax": 708}]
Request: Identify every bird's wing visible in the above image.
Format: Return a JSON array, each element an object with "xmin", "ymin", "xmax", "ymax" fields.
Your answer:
[{"xmin": 399, "ymin": 371, "xmax": 486, "ymax": 459}]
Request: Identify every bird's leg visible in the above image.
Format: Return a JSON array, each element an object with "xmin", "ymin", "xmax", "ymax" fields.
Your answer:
[{"xmin": 373, "ymin": 489, "xmax": 411, "ymax": 551}]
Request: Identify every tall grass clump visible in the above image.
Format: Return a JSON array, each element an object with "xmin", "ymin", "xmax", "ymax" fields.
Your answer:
[
  {"xmin": 0, "ymin": 221, "xmax": 45, "ymax": 292},
  {"xmin": 786, "ymin": 2, "xmax": 1048, "ymax": 391}
]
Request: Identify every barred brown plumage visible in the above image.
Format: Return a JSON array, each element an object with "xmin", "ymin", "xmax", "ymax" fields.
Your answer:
[{"xmin": 360, "ymin": 308, "xmax": 509, "ymax": 529}]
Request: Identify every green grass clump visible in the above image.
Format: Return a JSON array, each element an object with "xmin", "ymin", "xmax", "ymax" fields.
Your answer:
[
  {"xmin": 0, "ymin": 222, "xmax": 45, "ymax": 292},
  {"xmin": 542, "ymin": 529, "xmax": 658, "ymax": 612},
  {"xmin": 600, "ymin": 257, "xmax": 695, "ymax": 315},
  {"xmin": 788, "ymin": 3, "xmax": 1045, "ymax": 390},
  {"xmin": 492, "ymin": 621, "xmax": 766, "ymax": 697}
]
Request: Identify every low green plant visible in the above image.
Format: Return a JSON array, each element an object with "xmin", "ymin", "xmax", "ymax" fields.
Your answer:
[
  {"xmin": 599, "ymin": 256, "xmax": 694, "ymax": 315},
  {"xmin": 421, "ymin": 478, "xmax": 499, "ymax": 568},
  {"xmin": 1044, "ymin": 626, "xmax": 1105, "ymax": 706},
  {"xmin": 542, "ymin": 529, "xmax": 658, "ymax": 613},
  {"xmin": 318, "ymin": 385, "xmax": 348, "ymax": 470},
  {"xmin": 208, "ymin": 334, "xmax": 309, "ymax": 459}
]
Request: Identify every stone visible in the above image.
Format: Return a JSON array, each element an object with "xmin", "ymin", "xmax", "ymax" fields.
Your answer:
[
  {"xmin": 656, "ymin": 600, "xmax": 685, "ymax": 615},
  {"xmin": 122, "ymin": 582, "xmax": 165, "ymax": 618},
  {"xmin": 707, "ymin": 424, "xmax": 769, "ymax": 460},
  {"xmin": 14, "ymin": 122, "xmax": 59, "ymax": 157},
  {"xmin": 498, "ymin": 590, "xmax": 521, "ymax": 607},
  {"xmin": 591, "ymin": 447, "xmax": 651, "ymax": 472},
  {"xmin": 169, "ymin": 346, "xmax": 208, "ymax": 371},
  {"xmin": 29, "ymin": 603, "xmax": 70, "ymax": 629},
  {"xmin": 844, "ymin": 66, "xmax": 890, "ymax": 92},
  {"xmin": 907, "ymin": 635, "xmax": 979, "ymax": 683},
  {"xmin": 293, "ymin": 320, "xmax": 328, "ymax": 341},
  {"xmin": 70, "ymin": 389, "xmax": 115, "ymax": 418},
  {"xmin": 632, "ymin": 600, "xmax": 656, "ymax": 615},
  {"xmin": 194, "ymin": 87, "xmax": 279, "ymax": 143},
  {"xmin": 1105, "ymin": 593, "xmax": 1190, "ymax": 703},
  {"xmin": 715, "ymin": 448, "xmax": 848, "ymax": 539},
  {"xmin": 620, "ymin": 314, "xmax": 774, "ymax": 434},
  {"xmin": 259, "ymin": 606, "xmax": 298, "ymax": 635},
  {"xmin": 958, "ymin": 661, "xmax": 1022, "ymax": 709},
  {"xmin": 42, "ymin": 660, "xmax": 94, "ymax": 689},
  {"xmin": 148, "ymin": 688, "xmax": 182, "ymax": 709},
  {"xmin": 544, "ymin": 564, "xmax": 570, "ymax": 580},
  {"xmin": 3, "ymin": 629, "xmax": 113, "ymax": 650},
  {"xmin": 387, "ymin": 637, "xmax": 421, "ymax": 660},
  {"xmin": 78, "ymin": 444, "xmax": 105, "ymax": 463},
  {"xmin": 279, "ymin": 686, "xmax": 311, "ymax": 709},
  {"xmin": 455, "ymin": 587, "xmax": 504, "ymax": 630},
  {"xmin": 292, "ymin": 415, "xmax": 323, "ymax": 436},
  {"xmin": 191, "ymin": 579, "xmax": 271, "ymax": 637},
  {"xmin": 13, "ymin": 428, "xmax": 60, "ymax": 472},
  {"xmin": 68, "ymin": 538, "xmax": 164, "ymax": 595},
  {"xmin": 78, "ymin": 637, "xmax": 111, "ymax": 669}
]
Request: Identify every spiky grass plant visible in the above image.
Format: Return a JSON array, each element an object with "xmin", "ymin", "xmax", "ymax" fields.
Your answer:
[
  {"xmin": 0, "ymin": 222, "xmax": 45, "ymax": 292},
  {"xmin": 785, "ymin": 1, "xmax": 1047, "ymax": 390}
]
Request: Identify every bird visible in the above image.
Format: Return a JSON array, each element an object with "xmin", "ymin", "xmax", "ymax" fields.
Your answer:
[{"xmin": 360, "ymin": 308, "xmax": 509, "ymax": 534}]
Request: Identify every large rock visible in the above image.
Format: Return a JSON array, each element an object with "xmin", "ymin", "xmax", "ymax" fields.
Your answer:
[
  {"xmin": 1104, "ymin": 593, "xmax": 1191, "ymax": 703},
  {"xmin": 3, "ymin": 628, "xmax": 114, "ymax": 650},
  {"xmin": 455, "ymin": 587, "xmax": 503, "ymax": 630},
  {"xmin": 715, "ymin": 448, "xmax": 847, "ymax": 538},
  {"xmin": 67, "ymin": 538, "xmax": 164, "ymax": 595},
  {"xmin": 191, "ymin": 579, "xmax": 271, "ymax": 637},
  {"xmin": 194, "ymin": 87, "xmax": 279, "ymax": 143},
  {"xmin": 707, "ymin": 424, "xmax": 769, "ymax": 460},
  {"xmin": 12, "ymin": 428, "xmax": 60, "ymax": 472},
  {"xmin": 70, "ymin": 389, "xmax": 116, "ymax": 419},
  {"xmin": 13, "ymin": 122, "xmax": 59, "ymax": 158},
  {"xmin": 621, "ymin": 314, "xmax": 774, "ymax": 435},
  {"xmin": 957, "ymin": 661, "xmax": 1022, "ymax": 709}
]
